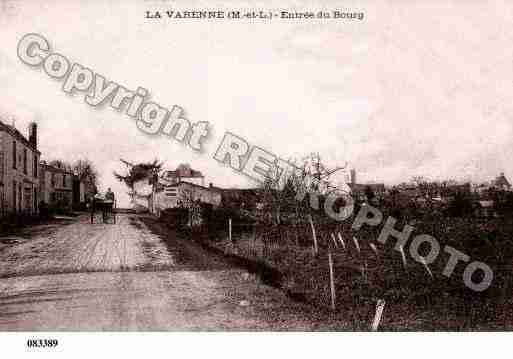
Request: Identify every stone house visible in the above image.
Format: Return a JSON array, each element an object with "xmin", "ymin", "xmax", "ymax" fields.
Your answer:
[
  {"xmin": 39, "ymin": 162, "xmax": 74, "ymax": 212},
  {"xmin": 130, "ymin": 164, "xmax": 212, "ymax": 214},
  {"xmin": 0, "ymin": 120, "xmax": 40, "ymax": 216},
  {"xmin": 154, "ymin": 181, "xmax": 221, "ymax": 216}
]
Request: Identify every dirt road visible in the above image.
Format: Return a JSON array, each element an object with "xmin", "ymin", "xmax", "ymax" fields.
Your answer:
[{"xmin": 0, "ymin": 214, "xmax": 343, "ymax": 330}]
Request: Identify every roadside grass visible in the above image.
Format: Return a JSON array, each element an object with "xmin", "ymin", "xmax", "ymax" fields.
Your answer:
[{"xmin": 183, "ymin": 215, "xmax": 513, "ymax": 331}]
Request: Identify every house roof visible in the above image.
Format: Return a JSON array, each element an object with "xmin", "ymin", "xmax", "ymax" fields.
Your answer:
[
  {"xmin": 163, "ymin": 163, "xmax": 204, "ymax": 179},
  {"xmin": 493, "ymin": 173, "xmax": 511, "ymax": 188},
  {"xmin": 0, "ymin": 118, "xmax": 40, "ymax": 154},
  {"xmin": 40, "ymin": 162, "xmax": 73, "ymax": 175}
]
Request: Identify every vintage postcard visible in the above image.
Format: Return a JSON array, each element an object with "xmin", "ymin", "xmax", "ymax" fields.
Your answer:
[{"xmin": 0, "ymin": 0, "xmax": 511, "ymax": 357}]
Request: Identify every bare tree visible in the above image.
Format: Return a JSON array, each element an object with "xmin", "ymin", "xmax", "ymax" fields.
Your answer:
[
  {"xmin": 72, "ymin": 159, "xmax": 99, "ymax": 185},
  {"xmin": 258, "ymin": 153, "xmax": 348, "ymax": 225},
  {"xmin": 71, "ymin": 159, "xmax": 99, "ymax": 202},
  {"xmin": 114, "ymin": 158, "xmax": 163, "ymax": 200},
  {"xmin": 49, "ymin": 159, "xmax": 72, "ymax": 172}
]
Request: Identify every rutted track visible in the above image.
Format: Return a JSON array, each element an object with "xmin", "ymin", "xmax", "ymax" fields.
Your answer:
[
  {"xmin": 0, "ymin": 214, "xmax": 175, "ymax": 278},
  {"xmin": 0, "ymin": 214, "xmax": 344, "ymax": 330}
]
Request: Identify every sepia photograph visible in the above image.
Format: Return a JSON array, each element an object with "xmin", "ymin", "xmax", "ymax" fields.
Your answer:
[{"xmin": 0, "ymin": 0, "xmax": 512, "ymax": 357}]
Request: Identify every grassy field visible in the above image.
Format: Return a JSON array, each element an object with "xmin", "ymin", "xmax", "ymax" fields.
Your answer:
[{"xmin": 193, "ymin": 214, "xmax": 513, "ymax": 330}]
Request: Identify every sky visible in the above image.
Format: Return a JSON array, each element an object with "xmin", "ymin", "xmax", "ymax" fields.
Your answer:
[{"xmin": 1, "ymin": 0, "xmax": 512, "ymax": 207}]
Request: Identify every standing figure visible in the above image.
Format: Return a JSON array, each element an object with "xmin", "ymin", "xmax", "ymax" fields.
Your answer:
[
  {"xmin": 104, "ymin": 188, "xmax": 116, "ymax": 223},
  {"xmin": 105, "ymin": 188, "xmax": 115, "ymax": 202}
]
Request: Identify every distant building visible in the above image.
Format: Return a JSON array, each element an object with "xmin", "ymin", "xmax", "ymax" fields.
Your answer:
[
  {"xmin": 160, "ymin": 163, "xmax": 204, "ymax": 187},
  {"xmin": 473, "ymin": 183, "xmax": 489, "ymax": 196},
  {"xmin": 72, "ymin": 175, "xmax": 95, "ymax": 210},
  {"xmin": 154, "ymin": 165, "xmax": 215, "ymax": 214},
  {"xmin": 154, "ymin": 181, "xmax": 221, "ymax": 216},
  {"xmin": 346, "ymin": 169, "xmax": 385, "ymax": 201},
  {"xmin": 0, "ymin": 119, "xmax": 40, "ymax": 216},
  {"xmin": 492, "ymin": 172, "xmax": 511, "ymax": 191},
  {"xmin": 349, "ymin": 183, "xmax": 386, "ymax": 201},
  {"xmin": 130, "ymin": 164, "xmax": 217, "ymax": 215},
  {"xmin": 439, "ymin": 182, "xmax": 471, "ymax": 200},
  {"xmin": 39, "ymin": 162, "xmax": 73, "ymax": 212}
]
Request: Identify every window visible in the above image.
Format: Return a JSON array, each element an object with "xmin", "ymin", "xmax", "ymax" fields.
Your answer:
[
  {"xmin": 165, "ymin": 188, "xmax": 178, "ymax": 197},
  {"xmin": 51, "ymin": 173, "xmax": 55, "ymax": 187},
  {"xmin": 23, "ymin": 148, "xmax": 27, "ymax": 174},
  {"xmin": 12, "ymin": 181, "xmax": 16, "ymax": 212},
  {"xmin": 12, "ymin": 141, "xmax": 16, "ymax": 169},
  {"xmin": 23, "ymin": 186, "xmax": 31, "ymax": 212},
  {"xmin": 33, "ymin": 155, "xmax": 38, "ymax": 178},
  {"xmin": 63, "ymin": 174, "xmax": 66, "ymax": 187},
  {"xmin": 34, "ymin": 188, "xmax": 38, "ymax": 212}
]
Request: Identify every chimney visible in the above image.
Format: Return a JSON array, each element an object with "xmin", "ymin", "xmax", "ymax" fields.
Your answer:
[
  {"xmin": 350, "ymin": 169, "xmax": 356, "ymax": 185},
  {"xmin": 28, "ymin": 122, "xmax": 37, "ymax": 149}
]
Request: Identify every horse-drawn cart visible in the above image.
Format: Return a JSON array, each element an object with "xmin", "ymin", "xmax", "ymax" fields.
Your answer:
[{"xmin": 91, "ymin": 198, "xmax": 116, "ymax": 224}]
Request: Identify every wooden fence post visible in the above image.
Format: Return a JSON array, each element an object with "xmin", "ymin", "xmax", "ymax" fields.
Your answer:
[
  {"xmin": 330, "ymin": 233, "xmax": 338, "ymax": 248},
  {"xmin": 328, "ymin": 250, "xmax": 336, "ymax": 311},
  {"xmin": 352, "ymin": 236, "xmax": 361, "ymax": 254},
  {"xmin": 308, "ymin": 214, "xmax": 318, "ymax": 256},
  {"xmin": 399, "ymin": 245, "xmax": 407, "ymax": 270},
  {"xmin": 337, "ymin": 232, "xmax": 346, "ymax": 250},
  {"xmin": 369, "ymin": 242, "xmax": 378, "ymax": 257},
  {"xmin": 371, "ymin": 299, "xmax": 386, "ymax": 331},
  {"xmin": 229, "ymin": 218, "xmax": 232, "ymax": 243}
]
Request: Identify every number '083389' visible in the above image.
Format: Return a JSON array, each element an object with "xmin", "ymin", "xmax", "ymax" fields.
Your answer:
[{"xmin": 26, "ymin": 339, "xmax": 58, "ymax": 348}]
